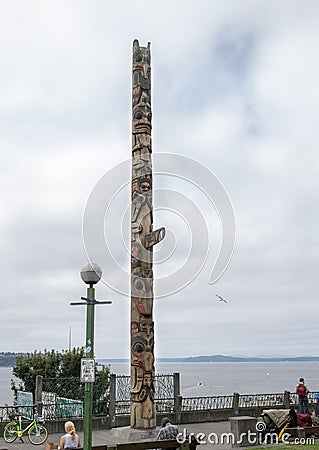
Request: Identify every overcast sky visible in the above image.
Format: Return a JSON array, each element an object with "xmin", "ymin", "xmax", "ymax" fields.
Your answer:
[{"xmin": 1, "ymin": 1, "xmax": 318, "ymax": 359}]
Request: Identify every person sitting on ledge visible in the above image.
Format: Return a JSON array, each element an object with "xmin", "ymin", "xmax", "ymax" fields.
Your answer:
[{"xmin": 157, "ymin": 417, "xmax": 179, "ymax": 449}]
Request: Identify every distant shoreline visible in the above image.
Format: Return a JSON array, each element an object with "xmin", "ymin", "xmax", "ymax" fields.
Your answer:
[
  {"xmin": 99, "ymin": 355, "xmax": 319, "ymax": 364},
  {"xmin": 2, "ymin": 354, "xmax": 319, "ymax": 368}
]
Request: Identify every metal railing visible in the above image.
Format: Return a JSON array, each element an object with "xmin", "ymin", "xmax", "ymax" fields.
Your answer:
[
  {"xmin": 0, "ymin": 405, "xmax": 35, "ymax": 422},
  {"xmin": 114, "ymin": 399, "xmax": 175, "ymax": 415},
  {"xmin": 293, "ymin": 391, "xmax": 319, "ymax": 406},
  {"xmin": 182, "ymin": 395, "xmax": 233, "ymax": 411},
  {"xmin": 3, "ymin": 373, "xmax": 319, "ymax": 422},
  {"xmin": 42, "ymin": 376, "xmax": 109, "ymax": 418},
  {"xmin": 239, "ymin": 393, "xmax": 285, "ymax": 408},
  {"xmin": 115, "ymin": 374, "xmax": 175, "ymax": 415}
]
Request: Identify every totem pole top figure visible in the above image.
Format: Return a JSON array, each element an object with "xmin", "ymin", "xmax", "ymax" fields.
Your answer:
[
  {"xmin": 130, "ymin": 39, "xmax": 165, "ymax": 430},
  {"xmin": 132, "ymin": 40, "xmax": 152, "ymax": 156},
  {"xmin": 132, "ymin": 40, "xmax": 151, "ymax": 108}
]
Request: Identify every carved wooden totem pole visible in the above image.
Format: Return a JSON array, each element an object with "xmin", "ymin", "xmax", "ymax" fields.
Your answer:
[{"xmin": 130, "ymin": 39, "xmax": 165, "ymax": 429}]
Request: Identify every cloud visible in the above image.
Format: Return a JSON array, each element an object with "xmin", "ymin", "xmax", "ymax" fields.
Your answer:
[{"xmin": 0, "ymin": 0, "xmax": 318, "ymax": 358}]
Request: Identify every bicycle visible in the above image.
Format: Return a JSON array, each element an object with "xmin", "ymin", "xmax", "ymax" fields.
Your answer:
[{"xmin": 3, "ymin": 413, "xmax": 48, "ymax": 445}]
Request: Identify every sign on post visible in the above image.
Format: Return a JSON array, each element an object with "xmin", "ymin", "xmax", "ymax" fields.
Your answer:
[{"xmin": 80, "ymin": 358, "xmax": 95, "ymax": 382}]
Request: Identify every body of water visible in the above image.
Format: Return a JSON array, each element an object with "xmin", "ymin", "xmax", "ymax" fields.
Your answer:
[
  {"xmin": 106, "ymin": 361, "xmax": 319, "ymax": 397},
  {"xmin": 0, "ymin": 367, "xmax": 16, "ymax": 405},
  {"xmin": 1, "ymin": 362, "xmax": 318, "ymax": 405}
]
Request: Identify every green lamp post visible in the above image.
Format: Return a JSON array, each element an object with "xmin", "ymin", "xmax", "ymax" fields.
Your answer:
[{"xmin": 71, "ymin": 263, "xmax": 111, "ymax": 450}]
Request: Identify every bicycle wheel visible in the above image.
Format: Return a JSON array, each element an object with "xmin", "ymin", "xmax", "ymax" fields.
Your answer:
[
  {"xmin": 4, "ymin": 421, "xmax": 18, "ymax": 443},
  {"xmin": 28, "ymin": 423, "xmax": 48, "ymax": 445}
]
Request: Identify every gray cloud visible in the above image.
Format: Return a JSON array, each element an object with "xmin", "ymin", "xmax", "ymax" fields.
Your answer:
[{"xmin": 0, "ymin": 0, "xmax": 318, "ymax": 358}]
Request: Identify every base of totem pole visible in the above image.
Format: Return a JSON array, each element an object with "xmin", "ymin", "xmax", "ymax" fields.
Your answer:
[{"xmin": 109, "ymin": 426, "xmax": 157, "ymax": 441}]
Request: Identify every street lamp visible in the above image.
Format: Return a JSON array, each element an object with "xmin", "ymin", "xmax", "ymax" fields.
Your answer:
[{"xmin": 70, "ymin": 263, "xmax": 111, "ymax": 450}]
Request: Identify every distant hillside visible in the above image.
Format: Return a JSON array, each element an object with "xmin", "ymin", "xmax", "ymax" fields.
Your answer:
[
  {"xmin": 0, "ymin": 352, "xmax": 27, "ymax": 367},
  {"xmin": 182, "ymin": 355, "xmax": 319, "ymax": 362},
  {"xmin": 0, "ymin": 353, "xmax": 17, "ymax": 366},
  {"xmin": 4, "ymin": 354, "xmax": 319, "ymax": 367},
  {"xmin": 100, "ymin": 355, "xmax": 319, "ymax": 364}
]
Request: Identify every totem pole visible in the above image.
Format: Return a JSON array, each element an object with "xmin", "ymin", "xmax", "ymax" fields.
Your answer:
[{"xmin": 130, "ymin": 39, "xmax": 165, "ymax": 429}]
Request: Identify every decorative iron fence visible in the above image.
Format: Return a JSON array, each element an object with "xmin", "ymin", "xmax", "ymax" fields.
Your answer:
[
  {"xmin": 0, "ymin": 405, "xmax": 35, "ymax": 422},
  {"xmin": 43, "ymin": 377, "xmax": 84, "ymax": 400},
  {"xmin": 239, "ymin": 393, "xmax": 284, "ymax": 408},
  {"xmin": 115, "ymin": 374, "xmax": 174, "ymax": 415},
  {"xmin": 308, "ymin": 392, "xmax": 319, "ymax": 403},
  {"xmin": 2, "ymin": 374, "xmax": 318, "ymax": 423},
  {"xmin": 0, "ymin": 406, "xmax": 10, "ymax": 421},
  {"xmin": 156, "ymin": 373, "xmax": 175, "ymax": 400},
  {"xmin": 115, "ymin": 375, "xmax": 130, "ymax": 414},
  {"xmin": 42, "ymin": 376, "xmax": 109, "ymax": 419},
  {"xmin": 182, "ymin": 395, "xmax": 233, "ymax": 411},
  {"xmin": 292, "ymin": 391, "xmax": 319, "ymax": 406},
  {"xmin": 154, "ymin": 373, "xmax": 175, "ymax": 413},
  {"xmin": 41, "ymin": 398, "xmax": 84, "ymax": 420}
]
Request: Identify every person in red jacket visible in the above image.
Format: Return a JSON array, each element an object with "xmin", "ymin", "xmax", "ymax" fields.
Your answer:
[{"xmin": 296, "ymin": 377, "xmax": 310, "ymax": 414}]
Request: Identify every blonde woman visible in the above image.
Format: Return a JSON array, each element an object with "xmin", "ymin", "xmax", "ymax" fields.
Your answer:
[{"xmin": 59, "ymin": 421, "xmax": 81, "ymax": 449}]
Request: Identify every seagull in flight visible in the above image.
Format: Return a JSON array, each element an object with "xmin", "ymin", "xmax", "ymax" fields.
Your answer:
[{"xmin": 216, "ymin": 294, "xmax": 228, "ymax": 303}]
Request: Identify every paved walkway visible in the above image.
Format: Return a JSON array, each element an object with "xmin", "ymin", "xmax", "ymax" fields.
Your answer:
[{"xmin": 1, "ymin": 421, "xmax": 232, "ymax": 450}]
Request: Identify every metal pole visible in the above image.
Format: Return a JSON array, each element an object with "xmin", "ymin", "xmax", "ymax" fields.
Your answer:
[
  {"xmin": 35, "ymin": 375, "xmax": 43, "ymax": 417},
  {"xmin": 83, "ymin": 285, "xmax": 95, "ymax": 450}
]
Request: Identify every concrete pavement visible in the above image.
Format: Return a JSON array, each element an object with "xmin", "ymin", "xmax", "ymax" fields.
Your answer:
[{"xmin": 0, "ymin": 421, "xmax": 232, "ymax": 450}]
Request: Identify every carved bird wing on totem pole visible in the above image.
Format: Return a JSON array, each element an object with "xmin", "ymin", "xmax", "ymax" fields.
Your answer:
[{"xmin": 145, "ymin": 227, "xmax": 166, "ymax": 249}]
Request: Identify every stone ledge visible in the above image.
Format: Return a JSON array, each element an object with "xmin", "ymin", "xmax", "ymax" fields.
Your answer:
[{"xmin": 109, "ymin": 426, "xmax": 157, "ymax": 442}]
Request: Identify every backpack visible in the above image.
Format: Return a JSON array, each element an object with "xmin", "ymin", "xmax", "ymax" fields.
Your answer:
[
  {"xmin": 185, "ymin": 434, "xmax": 199, "ymax": 450},
  {"xmin": 188, "ymin": 435, "xmax": 199, "ymax": 450},
  {"xmin": 297, "ymin": 383, "xmax": 306, "ymax": 397}
]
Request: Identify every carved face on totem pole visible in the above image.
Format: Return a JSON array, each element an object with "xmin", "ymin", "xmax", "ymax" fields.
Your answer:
[
  {"xmin": 130, "ymin": 332, "xmax": 155, "ymax": 427},
  {"xmin": 132, "ymin": 96, "xmax": 152, "ymax": 136}
]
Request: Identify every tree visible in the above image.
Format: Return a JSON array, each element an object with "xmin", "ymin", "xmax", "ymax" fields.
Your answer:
[
  {"xmin": 11, "ymin": 347, "xmax": 110, "ymax": 412},
  {"xmin": 11, "ymin": 348, "xmax": 62, "ymax": 398}
]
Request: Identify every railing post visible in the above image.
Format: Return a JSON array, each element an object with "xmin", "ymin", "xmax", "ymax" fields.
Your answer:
[
  {"xmin": 173, "ymin": 372, "xmax": 180, "ymax": 397},
  {"xmin": 109, "ymin": 373, "xmax": 116, "ymax": 428},
  {"xmin": 233, "ymin": 392, "xmax": 240, "ymax": 416},
  {"xmin": 35, "ymin": 375, "xmax": 43, "ymax": 416},
  {"xmin": 173, "ymin": 373, "xmax": 181, "ymax": 423},
  {"xmin": 175, "ymin": 395, "xmax": 182, "ymax": 424},
  {"xmin": 284, "ymin": 390, "xmax": 290, "ymax": 409}
]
